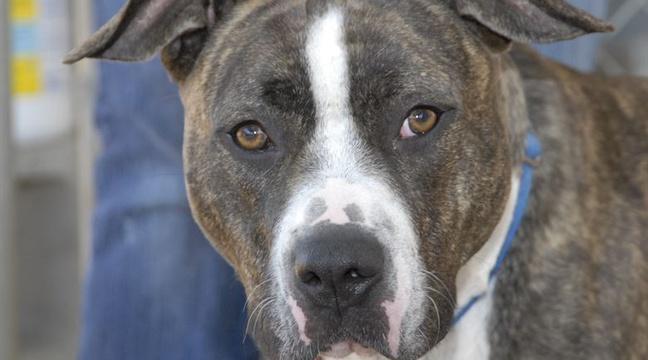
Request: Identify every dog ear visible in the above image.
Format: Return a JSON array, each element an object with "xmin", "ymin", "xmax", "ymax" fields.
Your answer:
[
  {"xmin": 64, "ymin": 0, "xmax": 237, "ymax": 80},
  {"xmin": 456, "ymin": 0, "xmax": 613, "ymax": 45}
]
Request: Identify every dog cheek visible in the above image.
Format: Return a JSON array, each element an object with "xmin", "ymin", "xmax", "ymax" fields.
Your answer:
[
  {"xmin": 184, "ymin": 160, "xmax": 239, "ymax": 268},
  {"xmin": 186, "ymin": 186, "xmax": 236, "ymax": 263},
  {"xmin": 185, "ymin": 141, "xmax": 275, "ymax": 295}
]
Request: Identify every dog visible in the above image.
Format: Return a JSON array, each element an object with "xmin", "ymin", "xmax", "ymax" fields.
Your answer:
[{"xmin": 66, "ymin": 0, "xmax": 648, "ymax": 359}]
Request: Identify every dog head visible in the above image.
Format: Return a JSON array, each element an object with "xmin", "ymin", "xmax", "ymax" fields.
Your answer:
[{"xmin": 67, "ymin": 1, "xmax": 611, "ymax": 359}]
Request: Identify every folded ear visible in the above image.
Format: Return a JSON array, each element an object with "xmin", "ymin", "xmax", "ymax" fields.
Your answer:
[
  {"xmin": 64, "ymin": 0, "xmax": 237, "ymax": 80},
  {"xmin": 456, "ymin": 0, "xmax": 613, "ymax": 44}
]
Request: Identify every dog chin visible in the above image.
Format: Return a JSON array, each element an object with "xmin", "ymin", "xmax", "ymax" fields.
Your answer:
[{"xmin": 317, "ymin": 342, "xmax": 388, "ymax": 360}]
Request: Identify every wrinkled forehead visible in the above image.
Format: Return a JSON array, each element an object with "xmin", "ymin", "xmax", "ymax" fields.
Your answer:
[{"xmin": 198, "ymin": 0, "xmax": 469, "ymax": 116}]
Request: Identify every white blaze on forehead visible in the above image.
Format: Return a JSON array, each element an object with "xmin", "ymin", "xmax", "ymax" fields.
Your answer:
[
  {"xmin": 271, "ymin": 6, "xmax": 424, "ymax": 354},
  {"xmin": 306, "ymin": 7, "xmax": 349, "ymax": 117},
  {"xmin": 305, "ymin": 6, "xmax": 359, "ymax": 175}
]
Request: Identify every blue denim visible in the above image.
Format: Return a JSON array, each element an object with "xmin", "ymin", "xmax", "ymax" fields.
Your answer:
[{"xmin": 79, "ymin": 1, "xmax": 606, "ymax": 359}]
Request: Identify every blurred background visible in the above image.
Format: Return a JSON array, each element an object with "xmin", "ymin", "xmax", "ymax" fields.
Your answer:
[
  {"xmin": 2, "ymin": 1, "xmax": 94, "ymax": 359},
  {"xmin": 0, "ymin": 0, "xmax": 647, "ymax": 360}
]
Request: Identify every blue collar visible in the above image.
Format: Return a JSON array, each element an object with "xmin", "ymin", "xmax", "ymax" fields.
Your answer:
[{"xmin": 452, "ymin": 133, "xmax": 542, "ymax": 324}]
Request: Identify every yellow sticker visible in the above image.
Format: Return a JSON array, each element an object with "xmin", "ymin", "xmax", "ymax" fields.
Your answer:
[
  {"xmin": 11, "ymin": 0, "xmax": 38, "ymax": 21},
  {"xmin": 12, "ymin": 56, "xmax": 43, "ymax": 95}
]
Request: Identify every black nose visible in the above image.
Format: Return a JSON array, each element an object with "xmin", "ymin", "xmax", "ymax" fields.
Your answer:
[{"xmin": 292, "ymin": 225, "xmax": 385, "ymax": 311}]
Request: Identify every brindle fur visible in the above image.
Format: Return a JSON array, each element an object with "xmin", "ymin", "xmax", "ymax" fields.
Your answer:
[
  {"xmin": 67, "ymin": 0, "xmax": 648, "ymax": 359},
  {"xmin": 491, "ymin": 46, "xmax": 648, "ymax": 360}
]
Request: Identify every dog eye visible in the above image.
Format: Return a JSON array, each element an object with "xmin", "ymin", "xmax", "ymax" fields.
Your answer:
[
  {"xmin": 231, "ymin": 122, "xmax": 271, "ymax": 151},
  {"xmin": 400, "ymin": 107, "xmax": 441, "ymax": 139}
]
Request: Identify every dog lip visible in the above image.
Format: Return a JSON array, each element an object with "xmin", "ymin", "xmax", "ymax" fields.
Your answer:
[{"xmin": 317, "ymin": 341, "xmax": 380, "ymax": 359}]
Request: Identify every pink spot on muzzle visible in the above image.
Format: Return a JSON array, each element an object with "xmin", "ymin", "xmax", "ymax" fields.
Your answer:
[
  {"xmin": 288, "ymin": 296, "xmax": 312, "ymax": 345},
  {"xmin": 312, "ymin": 206, "xmax": 350, "ymax": 225},
  {"xmin": 381, "ymin": 288, "xmax": 408, "ymax": 357}
]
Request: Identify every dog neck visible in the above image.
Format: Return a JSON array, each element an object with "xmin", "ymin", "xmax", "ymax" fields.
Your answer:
[
  {"xmin": 423, "ymin": 132, "xmax": 542, "ymax": 360},
  {"xmin": 421, "ymin": 173, "xmax": 520, "ymax": 360}
]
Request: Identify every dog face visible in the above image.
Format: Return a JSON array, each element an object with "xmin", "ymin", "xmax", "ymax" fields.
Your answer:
[
  {"xmin": 185, "ymin": 4, "xmax": 513, "ymax": 358},
  {"xmin": 67, "ymin": 1, "xmax": 610, "ymax": 358}
]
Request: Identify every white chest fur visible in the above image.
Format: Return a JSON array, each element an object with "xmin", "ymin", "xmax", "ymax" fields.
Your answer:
[{"xmin": 421, "ymin": 284, "xmax": 495, "ymax": 360}]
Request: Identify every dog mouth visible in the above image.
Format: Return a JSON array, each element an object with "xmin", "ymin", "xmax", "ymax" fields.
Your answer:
[{"xmin": 316, "ymin": 341, "xmax": 385, "ymax": 359}]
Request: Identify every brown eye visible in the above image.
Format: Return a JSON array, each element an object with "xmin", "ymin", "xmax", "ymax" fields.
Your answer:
[
  {"xmin": 233, "ymin": 122, "xmax": 270, "ymax": 151},
  {"xmin": 400, "ymin": 108, "xmax": 440, "ymax": 139}
]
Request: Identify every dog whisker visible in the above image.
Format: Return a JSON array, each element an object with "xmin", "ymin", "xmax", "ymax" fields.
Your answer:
[
  {"xmin": 423, "ymin": 286, "xmax": 455, "ymax": 309},
  {"xmin": 252, "ymin": 298, "xmax": 276, "ymax": 339},
  {"xmin": 421, "ymin": 269, "xmax": 456, "ymax": 306},
  {"xmin": 424, "ymin": 294, "xmax": 441, "ymax": 345},
  {"xmin": 417, "ymin": 327, "xmax": 427, "ymax": 342},
  {"xmin": 244, "ymin": 296, "xmax": 275, "ymax": 344},
  {"xmin": 242, "ymin": 277, "xmax": 273, "ymax": 314}
]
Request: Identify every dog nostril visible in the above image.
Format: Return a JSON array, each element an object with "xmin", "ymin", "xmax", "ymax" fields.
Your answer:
[
  {"xmin": 296, "ymin": 266, "xmax": 322, "ymax": 286},
  {"xmin": 303, "ymin": 271, "xmax": 321, "ymax": 286}
]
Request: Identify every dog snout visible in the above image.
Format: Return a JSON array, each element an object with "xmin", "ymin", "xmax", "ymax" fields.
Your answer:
[{"xmin": 292, "ymin": 225, "xmax": 385, "ymax": 310}]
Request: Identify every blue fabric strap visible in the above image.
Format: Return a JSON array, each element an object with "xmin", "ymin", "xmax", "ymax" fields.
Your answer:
[{"xmin": 452, "ymin": 133, "xmax": 542, "ymax": 325}]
